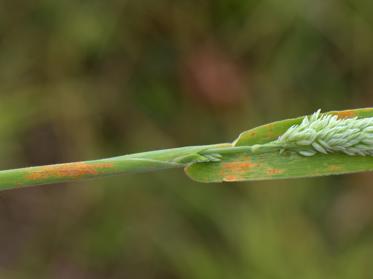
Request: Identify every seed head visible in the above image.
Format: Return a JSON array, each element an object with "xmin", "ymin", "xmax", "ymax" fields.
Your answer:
[{"xmin": 276, "ymin": 110, "xmax": 373, "ymax": 156}]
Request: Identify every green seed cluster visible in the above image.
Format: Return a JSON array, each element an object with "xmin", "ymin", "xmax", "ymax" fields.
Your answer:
[{"xmin": 276, "ymin": 110, "xmax": 373, "ymax": 156}]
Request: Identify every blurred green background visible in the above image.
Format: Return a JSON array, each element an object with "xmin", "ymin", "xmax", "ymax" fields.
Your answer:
[{"xmin": 0, "ymin": 0, "xmax": 373, "ymax": 278}]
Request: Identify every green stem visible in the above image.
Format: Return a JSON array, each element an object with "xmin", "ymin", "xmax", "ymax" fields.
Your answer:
[
  {"xmin": 201, "ymin": 142, "xmax": 281, "ymax": 156},
  {"xmin": 0, "ymin": 144, "xmax": 229, "ymax": 191},
  {"xmin": 0, "ymin": 141, "xmax": 283, "ymax": 191}
]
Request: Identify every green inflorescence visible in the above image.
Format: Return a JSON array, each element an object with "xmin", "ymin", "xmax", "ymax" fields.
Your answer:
[{"xmin": 276, "ymin": 110, "xmax": 373, "ymax": 156}]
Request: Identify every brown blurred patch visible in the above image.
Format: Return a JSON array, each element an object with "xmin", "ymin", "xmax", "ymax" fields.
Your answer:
[
  {"xmin": 328, "ymin": 173, "xmax": 373, "ymax": 242},
  {"xmin": 21, "ymin": 121, "xmax": 66, "ymax": 165},
  {"xmin": 180, "ymin": 42, "xmax": 247, "ymax": 107}
]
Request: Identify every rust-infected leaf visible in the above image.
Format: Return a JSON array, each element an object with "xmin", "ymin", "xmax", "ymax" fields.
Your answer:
[
  {"xmin": 233, "ymin": 108, "xmax": 373, "ymax": 147},
  {"xmin": 26, "ymin": 162, "xmax": 114, "ymax": 180},
  {"xmin": 186, "ymin": 151, "xmax": 373, "ymax": 183},
  {"xmin": 186, "ymin": 108, "xmax": 373, "ymax": 183}
]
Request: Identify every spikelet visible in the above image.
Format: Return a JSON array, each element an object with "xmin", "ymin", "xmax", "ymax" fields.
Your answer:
[{"xmin": 276, "ymin": 110, "xmax": 373, "ymax": 156}]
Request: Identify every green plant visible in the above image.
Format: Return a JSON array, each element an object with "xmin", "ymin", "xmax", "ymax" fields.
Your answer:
[{"xmin": 1, "ymin": 108, "xmax": 373, "ymax": 191}]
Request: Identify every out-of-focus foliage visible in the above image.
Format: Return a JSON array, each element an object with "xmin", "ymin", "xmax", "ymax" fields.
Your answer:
[{"xmin": 0, "ymin": 0, "xmax": 373, "ymax": 278}]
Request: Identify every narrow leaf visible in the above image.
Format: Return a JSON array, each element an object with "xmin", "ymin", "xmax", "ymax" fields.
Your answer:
[{"xmin": 185, "ymin": 108, "xmax": 373, "ymax": 183}]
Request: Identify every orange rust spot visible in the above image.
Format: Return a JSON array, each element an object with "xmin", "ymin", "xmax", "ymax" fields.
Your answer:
[
  {"xmin": 219, "ymin": 160, "xmax": 259, "ymax": 182},
  {"xmin": 223, "ymin": 161, "xmax": 258, "ymax": 172},
  {"xmin": 250, "ymin": 131, "xmax": 257, "ymax": 137},
  {"xmin": 220, "ymin": 161, "xmax": 258, "ymax": 180},
  {"xmin": 334, "ymin": 110, "xmax": 356, "ymax": 119},
  {"xmin": 265, "ymin": 123, "xmax": 276, "ymax": 138},
  {"xmin": 327, "ymin": 165, "xmax": 342, "ymax": 172},
  {"xmin": 243, "ymin": 155, "xmax": 252, "ymax": 160},
  {"xmin": 266, "ymin": 168, "xmax": 284, "ymax": 175},
  {"xmin": 223, "ymin": 175, "xmax": 239, "ymax": 182},
  {"xmin": 27, "ymin": 162, "xmax": 113, "ymax": 180}
]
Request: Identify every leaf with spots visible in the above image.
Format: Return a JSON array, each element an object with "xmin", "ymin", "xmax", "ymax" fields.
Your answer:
[{"xmin": 185, "ymin": 108, "xmax": 373, "ymax": 183}]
